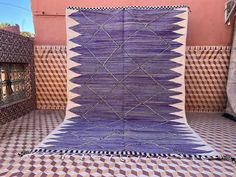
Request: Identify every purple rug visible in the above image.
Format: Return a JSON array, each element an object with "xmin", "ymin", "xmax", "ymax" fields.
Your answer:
[{"xmin": 33, "ymin": 6, "xmax": 221, "ymax": 160}]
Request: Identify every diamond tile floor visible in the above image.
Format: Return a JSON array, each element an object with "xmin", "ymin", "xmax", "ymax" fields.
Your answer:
[{"xmin": 0, "ymin": 110, "xmax": 235, "ymax": 177}]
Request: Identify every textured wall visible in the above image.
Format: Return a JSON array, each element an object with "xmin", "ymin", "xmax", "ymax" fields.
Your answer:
[
  {"xmin": 34, "ymin": 45, "xmax": 230, "ymax": 112},
  {"xmin": 185, "ymin": 46, "xmax": 230, "ymax": 112},
  {"xmin": 34, "ymin": 46, "xmax": 67, "ymax": 109},
  {"xmin": 31, "ymin": 0, "xmax": 234, "ymax": 46},
  {"xmin": 0, "ymin": 29, "xmax": 36, "ymax": 124}
]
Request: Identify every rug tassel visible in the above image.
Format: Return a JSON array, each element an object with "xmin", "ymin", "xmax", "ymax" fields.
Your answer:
[
  {"xmin": 223, "ymin": 155, "xmax": 236, "ymax": 164},
  {"xmin": 18, "ymin": 150, "xmax": 32, "ymax": 157}
]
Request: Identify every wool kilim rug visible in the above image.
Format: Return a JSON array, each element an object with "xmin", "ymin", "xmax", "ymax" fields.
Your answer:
[{"xmin": 30, "ymin": 6, "xmax": 223, "ymax": 160}]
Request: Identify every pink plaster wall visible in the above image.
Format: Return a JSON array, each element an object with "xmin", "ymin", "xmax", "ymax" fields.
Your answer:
[{"xmin": 31, "ymin": 0, "xmax": 234, "ymax": 46}]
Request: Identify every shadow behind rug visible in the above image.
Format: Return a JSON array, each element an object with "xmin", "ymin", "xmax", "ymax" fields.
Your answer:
[{"xmin": 34, "ymin": 6, "xmax": 220, "ymax": 159}]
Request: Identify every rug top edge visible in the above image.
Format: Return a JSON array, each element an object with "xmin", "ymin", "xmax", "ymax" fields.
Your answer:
[{"xmin": 67, "ymin": 5, "xmax": 189, "ymax": 11}]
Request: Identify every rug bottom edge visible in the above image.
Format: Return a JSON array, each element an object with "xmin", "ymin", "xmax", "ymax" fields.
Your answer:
[{"xmin": 19, "ymin": 148, "xmax": 229, "ymax": 162}]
